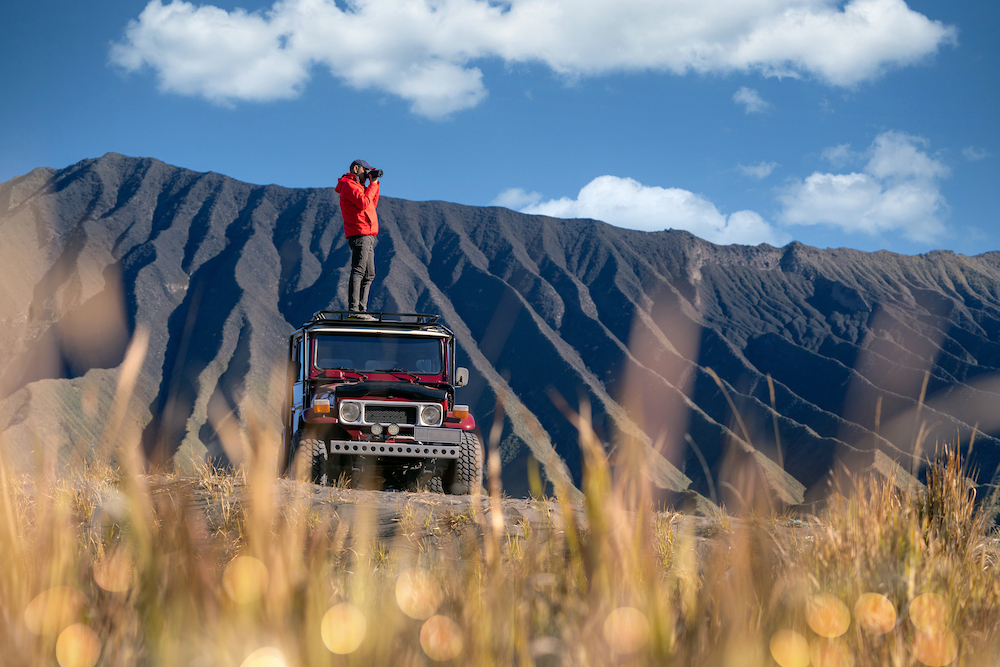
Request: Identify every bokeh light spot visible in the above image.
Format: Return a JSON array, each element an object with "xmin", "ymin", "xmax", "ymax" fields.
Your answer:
[
  {"xmin": 240, "ymin": 646, "xmax": 288, "ymax": 667},
  {"xmin": 24, "ymin": 586, "xmax": 86, "ymax": 636},
  {"xmin": 56, "ymin": 623, "xmax": 101, "ymax": 667},
  {"xmin": 806, "ymin": 593, "xmax": 851, "ymax": 638},
  {"xmin": 223, "ymin": 556, "xmax": 269, "ymax": 605},
  {"xmin": 94, "ymin": 549, "xmax": 135, "ymax": 593},
  {"xmin": 770, "ymin": 630, "xmax": 810, "ymax": 667},
  {"xmin": 854, "ymin": 593, "xmax": 896, "ymax": 635},
  {"xmin": 395, "ymin": 568, "xmax": 443, "ymax": 620},
  {"xmin": 912, "ymin": 629, "xmax": 959, "ymax": 666},
  {"xmin": 420, "ymin": 615, "xmax": 464, "ymax": 661},
  {"xmin": 909, "ymin": 593, "xmax": 948, "ymax": 633},
  {"xmin": 603, "ymin": 606, "xmax": 651, "ymax": 655},
  {"xmin": 810, "ymin": 637, "xmax": 855, "ymax": 667},
  {"xmin": 321, "ymin": 603, "xmax": 367, "ymax": 654},
  {"xmin": 721, "ymin": 636, "xmax": 765, "ymax": 667}
]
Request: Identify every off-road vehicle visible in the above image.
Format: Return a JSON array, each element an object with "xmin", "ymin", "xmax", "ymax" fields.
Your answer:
[{"xmin": 280, "ymin": 311, "xmax": 483, "ymax": 494}]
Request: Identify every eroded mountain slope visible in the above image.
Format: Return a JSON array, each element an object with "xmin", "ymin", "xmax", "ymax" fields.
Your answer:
[{"xmin": 2, "ymin": 154, "xmax": 999, "ymax": 507}]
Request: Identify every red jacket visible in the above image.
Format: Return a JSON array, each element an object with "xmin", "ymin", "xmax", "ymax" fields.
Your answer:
[{"xmin": 335, "ymin": 173, "xmax": 379, "ymax": 237}]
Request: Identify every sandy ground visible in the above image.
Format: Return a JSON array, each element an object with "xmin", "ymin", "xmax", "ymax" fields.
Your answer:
[{"xmin": 134, "ymin": 475, "xmax": 784, "ymax": 566}]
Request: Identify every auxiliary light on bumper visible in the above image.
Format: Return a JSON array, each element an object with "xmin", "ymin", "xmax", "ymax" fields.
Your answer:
[{"xmin": 369, "ymin": 423, "xmax": 402, "ymax": 437}]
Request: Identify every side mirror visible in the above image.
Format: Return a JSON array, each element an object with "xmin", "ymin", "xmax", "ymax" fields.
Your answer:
[{"xmin": 455, "ymin": 367, "xmax": 469, "ymax": 388}]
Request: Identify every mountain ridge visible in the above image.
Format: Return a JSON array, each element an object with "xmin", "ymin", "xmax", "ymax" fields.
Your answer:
[{"xmin": 2, "ymin": 153, "xmax": 999, "ymax": 508}]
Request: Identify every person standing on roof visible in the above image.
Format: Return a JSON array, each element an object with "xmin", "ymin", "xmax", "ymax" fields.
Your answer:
[{"xmin": 336, "ymin": 159, "xmax": 381, "ymax": 320}]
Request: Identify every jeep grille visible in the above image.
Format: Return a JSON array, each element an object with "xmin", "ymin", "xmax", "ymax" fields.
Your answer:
[{"xmin": 365, "ymin": 405, "xmax": 417, "ymax": 425}]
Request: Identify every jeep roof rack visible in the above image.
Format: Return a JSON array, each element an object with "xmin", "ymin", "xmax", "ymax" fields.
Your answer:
[{"xmin": 310, "ymin": 311, "xmax": 441, "ymax": 326}]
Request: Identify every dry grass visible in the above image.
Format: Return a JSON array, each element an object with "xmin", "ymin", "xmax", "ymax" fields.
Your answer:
[{"xmin": 2, "ymin": 417, "xmax": 999, "ymax": 667}]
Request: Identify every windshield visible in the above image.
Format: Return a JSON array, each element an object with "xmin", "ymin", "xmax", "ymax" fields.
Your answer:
[{"xmin": 313, "ymin": 334, "xmax": 444, "ymax": 374}]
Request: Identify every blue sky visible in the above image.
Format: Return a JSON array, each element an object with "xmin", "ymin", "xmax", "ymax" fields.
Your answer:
[{"xmin": 1, "ymin": 0, "xmax": 996, "ymax": 254}]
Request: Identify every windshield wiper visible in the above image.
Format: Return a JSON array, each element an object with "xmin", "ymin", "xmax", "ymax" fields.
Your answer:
[
  {"xmin": 329, "ymin": 367, "xmax": 368, "ymax": 381},
  {"xmin": 379, "ymin": 368, "xmax": 420, "ymax": 382}
]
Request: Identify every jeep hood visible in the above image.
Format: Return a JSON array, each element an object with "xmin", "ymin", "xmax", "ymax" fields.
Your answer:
[{"xmin": 333, "ymin": 381, "xmax": 447, "ymax": 402}]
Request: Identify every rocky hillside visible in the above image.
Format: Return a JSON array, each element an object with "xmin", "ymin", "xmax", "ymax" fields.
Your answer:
[{"xmin": 2, "ymin": 153, "xmax": 999, "ymax": 508}]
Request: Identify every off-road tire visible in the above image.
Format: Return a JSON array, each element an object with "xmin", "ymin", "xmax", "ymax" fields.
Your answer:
[
  {"xmin": 430, "ymin": 431, "xmax": 483, "ymax": 495},
  {"xmin": 428, "ymin": 474, "xmax": 443, "ymax": 493},
  {"xmin": 291, "ymin": 428, "xmax": 331, "ymax": 485},
  {"xmin": 457, "ymin": 431, "xmax": 484, "ymax": 495}
]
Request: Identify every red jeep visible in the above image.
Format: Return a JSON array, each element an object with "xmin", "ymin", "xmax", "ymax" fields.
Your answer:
[{"xmin": 280, "ymin": 311, "xmax": 482, "ymax": 494}]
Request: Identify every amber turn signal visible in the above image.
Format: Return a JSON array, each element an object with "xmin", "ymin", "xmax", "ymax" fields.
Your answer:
[
  {"xmin": 313, "ymin": 398, "xmax": 331, "ymax": 414},
  {"xmin": 453, "ymin": 404, "xmax": 469, "ymax": 419}
]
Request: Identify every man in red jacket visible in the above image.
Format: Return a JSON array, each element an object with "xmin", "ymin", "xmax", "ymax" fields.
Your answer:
[{"xmin": 335, "ymin": 159, "xmax": 380, "ymax": 319}]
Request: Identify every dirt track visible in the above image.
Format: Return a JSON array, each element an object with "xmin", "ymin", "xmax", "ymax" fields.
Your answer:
[{"xmin": 139, "ymin": 475, "xmax": 737, "ymax": 562}]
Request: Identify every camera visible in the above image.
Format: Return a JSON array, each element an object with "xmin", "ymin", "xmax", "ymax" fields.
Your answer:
[{"xmin": 366, "ymin": 168, "xmax": 383, "ymax": 180}]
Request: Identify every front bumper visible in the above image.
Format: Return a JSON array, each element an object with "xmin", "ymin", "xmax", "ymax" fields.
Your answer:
[
  {"xmin": 326, "ymin": 425, "xmax": 463, "ymax": 459},
  {"xmin": 327, "ymin": 440, "xmax": 460, "ymax": 459}
]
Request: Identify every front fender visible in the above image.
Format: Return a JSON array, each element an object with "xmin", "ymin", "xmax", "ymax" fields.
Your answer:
[{"xmin": 445, "ymin": 412, "xmax": 476, "ymax": 431}]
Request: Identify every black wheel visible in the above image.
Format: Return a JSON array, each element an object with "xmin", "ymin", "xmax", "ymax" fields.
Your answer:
[
  {"xmin": 431, "ymin": 431, "xmax": 483, "ymax": 495},
  {"xmin": 428, "ymin": 473, "xmax": 444, "ymax": 494},
  {"xmin": 279, "ymin": 427, "xmax": 291, "ymax": 477},
  {"xmin": 291, "ymin": 428, "xmax": 331, "ymax": 485}
]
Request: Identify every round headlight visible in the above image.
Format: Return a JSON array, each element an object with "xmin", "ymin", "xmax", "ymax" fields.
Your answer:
[
  {"xmin": 370, "ymin": 423, "xmax": 383, "ymax": 436},
  {"xmin": 420, "ymin": 404, "xmax": 443, "ymax": 426},
  {"xmin": 340, "ymin": 401, "xmax": 361, "ymax": 423},
  {"xmin": 387, "ymin": 423, "xmax": 400, "ymax": 436}
]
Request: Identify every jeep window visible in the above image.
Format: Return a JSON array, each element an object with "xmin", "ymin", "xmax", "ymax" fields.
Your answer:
[{"xmin": 313, "ymin": 334, "xmax": 444, "ymax": 374}]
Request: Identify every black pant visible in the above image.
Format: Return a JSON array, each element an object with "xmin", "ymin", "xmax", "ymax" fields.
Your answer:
[{"xmin": 348, "ymin": 235, "xmax": 376, "ymax": 312}]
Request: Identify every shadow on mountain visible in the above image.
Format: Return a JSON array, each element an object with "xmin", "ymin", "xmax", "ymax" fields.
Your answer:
[{"xmin": 3, "ymin": 153, "xmax": 1000, "ymax": 505}]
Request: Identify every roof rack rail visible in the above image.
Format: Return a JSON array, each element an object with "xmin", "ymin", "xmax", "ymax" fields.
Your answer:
[{"xmin": 310, "ymin": 311, "xmax": 441, "ymax": 325}]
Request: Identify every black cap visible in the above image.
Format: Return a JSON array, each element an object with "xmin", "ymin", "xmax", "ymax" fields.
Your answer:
[{"xmin": 350, "ymin": 159, "xmax": 372, "ymax": 170}]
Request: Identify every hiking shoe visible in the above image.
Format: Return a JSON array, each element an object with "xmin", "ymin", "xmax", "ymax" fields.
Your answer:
[{"xmin": 348, "ymin": 312, "xmax": 377, "ymax": 321}]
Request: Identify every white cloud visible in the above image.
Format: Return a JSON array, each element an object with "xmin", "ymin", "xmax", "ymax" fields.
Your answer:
[
  {"xmin": 865, "ymin": 132, "xmax": 949, "ymax": 182},
  {"xmin": 733, "ymin": 87, "xmax": 771, "ymax": 114},
  {"xmin": 111, "ymin": 0, "xmax": 957, "ymax": 117},
  {"xmin": 109, "ymin": 1, "xmax": 311, "ymax": 104},
  {"xmin": 491, "ymin": 188, "xmax": 542, "ymax": 209},
  {"xmin": 497, "ymin": 176, "xmax": 790, "ymax": 247},
  {"xmin": 962, "ymin": 146, "xmax": 990, "ymax": 161},
  {"xmin": 778, "ymin": 131, "xmax": 949, "ymax": 243},
  {"xmin": 821, "ymin": 143, "xmax": 860, "ymax": 167},
  {"xmin": 738, "ymin": 161, "xmax": 779, "ymax": 179}
]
